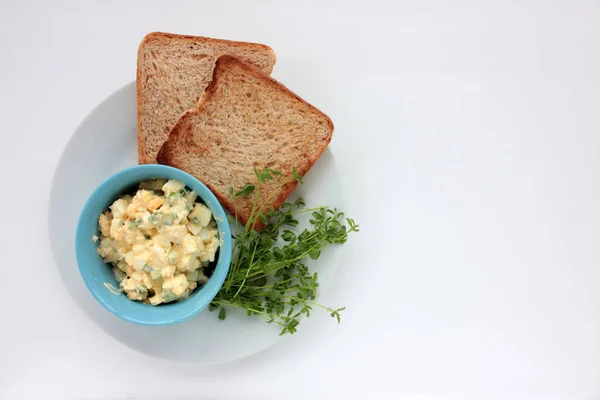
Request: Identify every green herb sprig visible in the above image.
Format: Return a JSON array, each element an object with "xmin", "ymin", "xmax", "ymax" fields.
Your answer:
[{"xmin": 210, "ymin": 168, "xmax": 359, "ymax": 335}]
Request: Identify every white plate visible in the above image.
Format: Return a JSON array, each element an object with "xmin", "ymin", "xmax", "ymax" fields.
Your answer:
[{"xmin": 48, "ymin": 82, "xmax": 345, "ymax": 363}]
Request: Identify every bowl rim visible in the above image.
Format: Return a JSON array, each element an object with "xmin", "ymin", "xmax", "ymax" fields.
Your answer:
[{"xmin": 75, "ymin": 164, "xmax": 232, "ymax": 326}]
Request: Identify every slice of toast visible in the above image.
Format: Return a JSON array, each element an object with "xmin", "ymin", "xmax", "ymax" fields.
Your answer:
[
  {"xmin": 157, "ymin": 55, "xmax": 334, "ymax": 229},
  {"xmin": 137, "ymin": 32, "xmax": 277, "ymax": 164}
]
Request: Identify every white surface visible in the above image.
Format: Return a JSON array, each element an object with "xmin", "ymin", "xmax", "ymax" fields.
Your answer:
[
  {"xmin": 2, "ymin": 0, "xmax": 600, "ymax": 398},
  {"xmin": 48, "ymin": 81, "xmax": 344, "ymax": 363}
]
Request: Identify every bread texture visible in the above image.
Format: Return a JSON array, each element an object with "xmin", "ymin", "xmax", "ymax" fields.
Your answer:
[
  {"xmin": 157, "ymin": 55, "xmax": 334, "ymax": 228},
  {"xmin": 137, "ymin": 32, "xmax": 277, "ymax": 164}
]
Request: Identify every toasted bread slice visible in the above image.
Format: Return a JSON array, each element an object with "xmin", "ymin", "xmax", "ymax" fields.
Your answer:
[
  {"xmin": 157, "ymin": 55, "xmax": 334, "ymax": 228},
  {"xmin": 137, "ymin": 32, "xmax": 277, "ymax": 164}
]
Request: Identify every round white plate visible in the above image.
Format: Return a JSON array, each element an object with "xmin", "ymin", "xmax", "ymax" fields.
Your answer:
[{"xmin": 48, "ymin": 82, "xmax": 345, "ymax": 363}]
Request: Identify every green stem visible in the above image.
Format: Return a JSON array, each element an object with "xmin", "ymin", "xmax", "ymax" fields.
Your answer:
[
  {"xmin": 243, "ymin": 187, "xmax": 262, "ymax": 235},
  {"xmin": 280, "ymin": 295, "xmax": 340, "ymax": 313},
  {"xmin": 233, "ymin": 238, "xmax": 260, "ymax": 298},
  {"xmin": 211, "ymin": 300, "xmax": 286, "ymax": 327},
  {"xmin": 290, "ymin": 206, "xmax": 329, "ymax": 216},
  {"xmin": 250, "ymin": 176, "xmax": 294, "ymax": 230}
]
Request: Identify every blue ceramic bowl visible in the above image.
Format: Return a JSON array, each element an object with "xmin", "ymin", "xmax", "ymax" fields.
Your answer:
[{"xmin": 75, "ymin": 165, "xmax": 232, "ymax": 325}]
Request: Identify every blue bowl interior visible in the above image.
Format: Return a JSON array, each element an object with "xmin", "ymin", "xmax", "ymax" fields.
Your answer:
[{"xmin": 75, "ymin": 165, "xmax": 232, "ymax": 325}]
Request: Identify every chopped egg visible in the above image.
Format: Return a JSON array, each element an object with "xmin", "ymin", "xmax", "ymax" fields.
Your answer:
[
  {"xmin": 189, "ymin": 203, "xmax": 212, "ymax": 227},
  {"xmin": 95, "ymin": 179, "xmax": 220, "ymax": 305}
]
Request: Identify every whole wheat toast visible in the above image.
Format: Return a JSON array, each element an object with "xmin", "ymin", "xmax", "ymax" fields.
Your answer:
[
  {"xmin": 157, "ymin": 55, "xmax": 334, "ymax": 229},
  {"xmin": 137, "ymin": 32, "xmax": 277, "ymax": 164}
]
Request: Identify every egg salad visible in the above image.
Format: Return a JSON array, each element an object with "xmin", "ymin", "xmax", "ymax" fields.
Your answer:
[{"xmin": 96, "ymin": 179, "xmax": 220, "ymax": 305}]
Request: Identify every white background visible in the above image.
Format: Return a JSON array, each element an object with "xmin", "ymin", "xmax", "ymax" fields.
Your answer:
[{"xmin": 2, "ymin": 0, "xmax": 600, "ymax": 398}]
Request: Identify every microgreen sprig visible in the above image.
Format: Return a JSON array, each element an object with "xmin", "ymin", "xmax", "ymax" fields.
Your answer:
[{"xmin": 210, "ymin": 168, "xmax": 359, "ymax": 335}]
